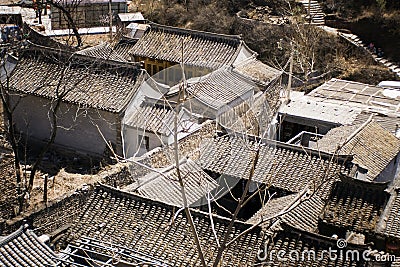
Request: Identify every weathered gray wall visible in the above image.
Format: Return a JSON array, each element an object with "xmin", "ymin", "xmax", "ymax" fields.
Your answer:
[
  {"xmin": 51, "ymin": 2, "xmax": 127, "ymax": 30},
  {"xmin": 376, "ymin": 152, "xmax": 400, "ymax": 183},
  {"xmin": 122, "ymin": 125, "xmax": 168, "ymax": 158},
  {"xmin": 11, "ymin": 95, "xmax": 120, "ymax": 156}
]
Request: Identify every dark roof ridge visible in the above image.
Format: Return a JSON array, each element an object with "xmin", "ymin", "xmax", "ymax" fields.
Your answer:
[
  {"xmin": 218, "ymin": 133, "xmax": 353, "ymax": 164},
  {"xmin": 190, "ymin": 66, "xmax": 255, "ymax": 86},
  {"xmin": 148, "ymin": 22, "xmax": 242, "ymax": 43},
  {"xmin": 279, "ymin": 223, "xmax": 369, "ymax": 250},
  {"xmin": 27, "ymin": 41, "xmax": 142, "ymax": 71},
  {"xmin": 0, "ymin": 225, "xmax": 26, "ymax": 246},
  {"xmin": 339, "ymin": 173, "xmax": 390, "ymax": 189},
  {"xmin": 97, "ymin": 183, "xmax": 257, "ymax": 228},
  {"xmin": 11, "ymin": 44, "xmax": 145, "ymax": 113}
]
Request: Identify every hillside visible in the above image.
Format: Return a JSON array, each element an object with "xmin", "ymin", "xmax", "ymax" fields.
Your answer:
[{"xmin": 131, "ymin": 0, "xmax": 398, "ymax": 86}]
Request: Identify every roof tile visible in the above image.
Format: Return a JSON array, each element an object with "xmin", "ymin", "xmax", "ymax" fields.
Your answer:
[
  {"xmin": 130, "ymin": 24, "xmax": 244, "ymax": 69},
  {"xmin": 8, "ymin": 49, "xmax": 143, "ymax": 113}
]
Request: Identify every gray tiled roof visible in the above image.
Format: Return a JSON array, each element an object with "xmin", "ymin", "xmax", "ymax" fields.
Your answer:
[
  {"xmin": 67, "ymin": 184, "xmax": 262, "ymax": 266},
  {"xmin": 261, "ymin": 225, "xmax": 369, "ymax": 267},
  {"xmin": 282, "ymin": 195, "xmax": 325, "ymax": 233},
  {"xmin": 248, "ymin": 186, "xmax": 335, "ymax": 233},
  {"xmin": 8, "ymin": 49, "xmax": 143, "ymax": 113},
  {"xmin": 246, "ymin": 193, "xmax": 326, "ymax": 233},
  {"xmin": 185, "ymin": 68, "xmax": 255, "ymax": 111},
  {"xmin": 382, "ymin": 189, "xmax": 400, "ymax": 239},
  {"xmin": 199, "ymin": 135, "xmax": 349, "ymax": 193},
  {"xmin": 76, "ymin": 41, "xmax": 136, "ymax": 62},
  {"xmin": 352, "ymin": 111, "xmax": 400, "ymax": 136},
  {"xmin": 321, "ymin": 177, "xmax": 389, "ymax": 233},
  {"xmin": 233, "ymin": 58, "xmax": 281, "ymax": 85},
  {"xmin": 0, "ymin": 225, "xmax": 59, "ymax": 267},
  {"xmin": 247, "ymin": 193, "xmax": 298, "ymax": 225},
  {"xmin": 123, "ymin": 103, "xmax": 180, "ymax": 135},
  {"xmin": 317, "ymin": 121, "xmax": 400, "ymax": 180},
  {"xmin": 125, "ymin": 159, "xmax": 219, "ymax": 207},
  {"xmin": 148, "ymin": 121, "xmax": 216, "ymax": 168},
  {"xmin": 316, "ymin": 124, "xmax": 360, "ymax": 153},
  {"xmin": 129, "ymin": 23, "xmax": 245, "ymax": 69}
]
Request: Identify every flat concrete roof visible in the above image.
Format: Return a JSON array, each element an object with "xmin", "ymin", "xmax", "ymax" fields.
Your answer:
[
  {"xmin": 309, "ymin": 78, "xmax": 400, "ymax": 115},
  {"xmin": 280, "ymin": 95, "xmax": 363, "ymax": 125}
]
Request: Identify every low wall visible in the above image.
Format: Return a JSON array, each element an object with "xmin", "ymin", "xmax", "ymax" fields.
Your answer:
[{"xmin": 1, "ymin": 186, "xmax": 94, "ymax": 236}]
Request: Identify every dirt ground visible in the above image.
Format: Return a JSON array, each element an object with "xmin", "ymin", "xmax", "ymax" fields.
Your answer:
[
  {"xmin": 0, "ymin": 103, "xmax": 104, "ymax": 220},
  {"xmin": 28, "ymin": 168, "xmax": 102, "ymax": 211},
  {"xmin": 53, "ymin": 33, "xmax": 113, "ymax": 48},
  {"xmin": 0, "ymin": 149, "xmax": 105, "ymax": 220}
]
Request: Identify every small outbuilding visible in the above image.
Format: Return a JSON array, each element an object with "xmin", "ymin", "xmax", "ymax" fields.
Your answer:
[{"xmin": 4, "ymin": 45, "xmax": 144, "ymax": 157}]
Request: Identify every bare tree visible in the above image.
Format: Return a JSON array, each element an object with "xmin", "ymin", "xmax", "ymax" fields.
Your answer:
[
  {"xmin": 126, "ymin": 92, "xmax": 343, "ymax": 266},
  {"xmin": 0, "ymin": 58, "xmax": 24, "ymax": 212},
  {"xmin": 26, "ymin": 59, "xmax": 87, "ymax": 198},
  {"xmin": 47, "ymin": 0, "xmax": 83, "ymax": 47},
  {"xmin": 72, "ymin": 30, "xmax": 356, "ymax": 266},
  {"xmin": 0, "ymin": 42, "xmax": 95, "ymax": 211}
]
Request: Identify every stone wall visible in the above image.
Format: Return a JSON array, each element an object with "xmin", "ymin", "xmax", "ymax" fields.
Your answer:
[
  {"xmin": 101, "ymin": 161, "xmax": 148, "ymax": 188},
  {"xmin": 1, "ymin": 186, "xmax": 93, "ymax": 236},
  {"xmin": 0, "ymin": 153, "xmax": 19, "ymax": 222},
  {"xmin": 149, "ymin": 121, "xmax": 215, "ymax": 168}
]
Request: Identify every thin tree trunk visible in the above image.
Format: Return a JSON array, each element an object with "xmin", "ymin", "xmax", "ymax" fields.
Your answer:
[
  {"xmin": 5, "ymin": 111, "xmax": 23, "ymax": 212},
  {"xmin": 44, "ymin": 0, "xmax": 47, "ymax": 15},
  {"xmin": 38, "ymin": 3, "xmax": 42, "ymax": 25},
  {"xmin": 0, "ymin": 78, "xmax": 24, "ymax": 213},
  {"xmin": 212, "ymin": 149, "xmax": 260, "ymax": 266},
  {"xmin": 48, "ymin": 0, "xmax": 82, "ymax": 47},
  {"xmin": 173, "ymin": 40, "xmax": 206, "ymax": 266},
  {"xmin": 174, "ymin": 84, "xmax": 207, "ymax": 267},
  {"xmin": 43, "ymin": 174, "xmax": 48, "ymax": 204},
  {"xmin": 27, "ymin": 99, "xmax": 61, "ymax": 193},
  {"xmin": 109, "ymin": 0, "xmax": 113, "ymax": 41}
]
